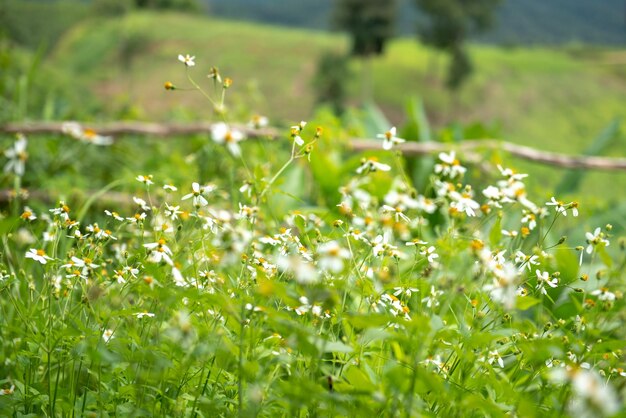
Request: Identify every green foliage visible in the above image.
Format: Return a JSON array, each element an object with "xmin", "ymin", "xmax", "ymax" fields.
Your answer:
[
  {"xmin": 333, "ymin": 0, "xmax": 398, "ymax": 57},
  {"xmin": 1, "ymin": 0, "xmax": 90, "ymax": 51},
  {"xmin": 312, "ymin": 52, "xmax": 352, "ymax": 115},
  {"xmin": 0, "ymin": 41, "xmax": 95, "ymax": 122},
  {"xmin": 134, "ymin": 0, "xmax": 201, "ymax": 11},
  {"xmin": 556, "ymin": 118, "xmax": 621, "ymax": 195},
  {"xmin": 208, "ymin": 0, "xmax": 626, "ymax": 46},
  {"xmin": 91, "ymin": 0, "xmax": 134, "ymax": 16},
  {"xmin": 1, "ymin": 51, "xmax": 625, "ymax": 416},
  {"xmin": 92, "ymin": 0, "xmax": 201, "ymax": 16},
  {"xmin": 415, "ymin": 0, "xmax": 502, "ymax": 90}
]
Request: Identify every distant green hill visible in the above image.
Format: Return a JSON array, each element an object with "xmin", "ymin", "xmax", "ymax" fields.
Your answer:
[
  {"xmin": 208, "ymin": 0, "xmax": 626, "ymax": 45},
  {"xmin": 51, "ymin": 12, "xmax": 626, "ymax": 143}
]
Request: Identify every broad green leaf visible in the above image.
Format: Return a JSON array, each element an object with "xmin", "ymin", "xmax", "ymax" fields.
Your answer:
[
  {"xmin": 342, "ymin": 366, "xmax": 375, "ymax": 391},
  {"xmin": 319, "ymin": 339, "xmax": 353, "ymax": 354},
  {"xmin": 403, "ymin": 97, "xmax": 434, "ymax": 191},
  {"xmin": 597, "ymin": 245, "xmax": 613, "ymax": 268},
  {"xmin": 556, "ymin": 118, "xmax": 620, "ymax": 194},
  {"xmin": 554, "ymin": 247, "xmax": 580, "ymax": 283},
  {"xmin": 489, "ymin": 216, "xmax": 502, "ymax": 247},
  {"xmin": 0, "ymin": 218, "xmax": 20, "ymax": 236},
  {"xmin": 516, "ymin": 296, "xmax": 541, "ymax": 311},
  {"xmin": 361, "ymin": 101, "xmax": 391, "ymax": 137}
]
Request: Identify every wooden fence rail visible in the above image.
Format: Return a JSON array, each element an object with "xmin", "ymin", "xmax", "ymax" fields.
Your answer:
[{"xmin": 3, "ymin": 122, "xmax": 626, "ymax": 171}]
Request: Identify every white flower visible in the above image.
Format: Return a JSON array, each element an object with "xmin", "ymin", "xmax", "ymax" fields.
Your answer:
[
  {"xmin": 546, "ymin": 197, "xmax": 578, "ymax": 217},
  {"xmin": 20, "ymin": 207, "xmax": 37, "ymax": 221},
  {"xmin": 178, "ymin": 54, "xmax": 195, "ymax": 67},
  {"xmin": 585, "ymin": 227, "xmax": 609, "ymax": 254},
  {"xmin": 514, "ymin": 251, "xmax": 539, "ymax": 271},
  {"xmin": 536, "ymin": 270, "xmax": 558, "ymax": 294},
  {"xmin": 136, "ymin": 175, "xmax": 154, "ymax": 185},
  {"xmin": 393, "ymin": 286, "xmax": 419, "ymax": 297},
  {"xmin": 487, "ymin": 350, "xmax": 504, "ymax": 368},
  {"xmin": 381, "ymin": 205, "xmax": 410, "ymax": 223},
  {"xmin": 25, "ymin": 248, "xmax": 53, "ymax": 264},
  {"xmin": 546, "ymin": 197, "xmax": 566, "ymax": 214},
  {"xmin": 172, "ymin": 267, "xmax": 187, "ymax": 287},
  {"xmin": 521, "ymin": 210, "xmax": 537, "ymax": 230},
  {"xmin": 435, "ymin": 151, "xmax": 466, "ymax": 179},
  {"xmin": 371, "ymin": 234, "xmax": 390, "ymax": 257},
  {"xmin": 127, "ymin": 212, "xmax": 147, "ymax": 224},
  {"xmin": 0, "ymin": 385, "xmax": 15, "ymax": 396},
  {"xmin": 238, "ymin": 203, "xmax": 258, "ymax": 224},
  {"xmin": 482, "ymin": 185, "xmax": 502, "ymax": 206},
  {"xmin": 211, "ymin": 122, "xmax": 246, "ymax": 157},
  {"xmin": 163, "ymin": 184, "xmax": 178, "ymax": 192},
  {"xmin": 249, "ymin": 114, "xmax": 269, "ymax": 129},
  {"xmin": 356, "ymin": 157, "xmax": 391, "ymax": 174},
  {"xmin": 377, "ymin": 127, "xmax": 405, "ymax": 150},
  {"xmin": 164, "ymin": 203, "xmax": 183, "ymax": 220},
  {"xmin": 62, "ymin": 256, "xmax": 99, "ymax": 270},
  {"xmin": 550, "ymin": 366, "xmax": 619, "ymax": 417},
  {"xmin": 4, "ymin": 134, "xmax": 28, "ymax": 176},
  {"xmin": 133, "ymin": 197, "xmax": 151, "ymax": 212},
  {"xmin": 484, "ymin": 264, "xmax": 519, "ymax": 309},
  {"xmin": 134, "ymin": 311, "xmax": 156, "ymax": 318},
  {"xmin": 61, "ymin": 122, "xmax": 113, "ymax": 145},
  {"xmin": 422, "ymin": 285, "xmax": 444, "ymax": 308},
  {"xmin": 182, "ymin": 182, "xmax": 211, "ymax": 207},
  {"xmin": 102, "ymin": 329, "xmax": 114, "ymax": 343},
  {"xmin": 591, "ymin": 287, "xmax": 616, "ymax": 302},
  {"xmin": 277, "ymin": 255, "xmax": 319, "ymax": 284},
  {"xmin": 449, "ymin": 190, "xmax": 480, "ymax": 217},
  {"xmin": 86, "ymin": 223, "xmax": 116, "ymax": 240},
  {"xmin": 290, "ymin": 121, "xmax": 307, "ymax": 135},
  {"xmin": 293, "ymin": 135, "xmax": 304, "ymax": 146},
  {"xmin": 144, "ymin": 239, "xmax": 173, "ymax": 265},
  {"xmin": 105, "ymin": 210, "xmax": 124, "ymax": 221},
  {"xmin": 420, "ymin": 245, "xmax": 439, "ymax": 265},
  {"xmin": 317, "ymin": 241, "xmax": 350, "ymax": 273}
]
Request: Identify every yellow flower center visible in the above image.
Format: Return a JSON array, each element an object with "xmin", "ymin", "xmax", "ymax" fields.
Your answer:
[{"xmin": 83, "ymin": 129, "xmax": 97, "ymax": 139}]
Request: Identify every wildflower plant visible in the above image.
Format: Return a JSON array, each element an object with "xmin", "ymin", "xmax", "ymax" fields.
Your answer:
[{"xmin": 0, "ymin": 53, "xmax": 624, "ymax": 417}]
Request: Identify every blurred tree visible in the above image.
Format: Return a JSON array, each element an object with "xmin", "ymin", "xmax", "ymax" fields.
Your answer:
[
  {"xmin": 415, "ymin": 0, "xmax": 501, "ymax": 90},
  {"xmin": 333, "ymin": 0, "xmax": 397, "ymax": 103},
  {"xmin": 312, "ymin": 51, "xmax": 352, "ymax": 115},
  {"xmin": 92, "ymin": 0, "xmax": 133, "ymax": 16},
  {"xmin": 333, "ymin": 0, "xmax": 398, "ymax": 57},
  {"xmin": 134, "ymin": 0, "xmax": 201, "ymax": 11}
]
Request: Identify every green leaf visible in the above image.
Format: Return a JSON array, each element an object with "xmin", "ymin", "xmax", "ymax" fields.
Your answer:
[
  {"xmin": 554, "ymin": 247, "xmax": 580, "ymax": 284},
  {"xmin": 346, "ymin": 314, "xmax": 395, "ymax": 329},
  {"xmin": 319, "ymin": 339, "xmax": 353, "ymax": 354},
  {"xmin": 403, "ymin": 97, "xmax": 434, "ymax": 191},
  {"xmin": 489, "ymin": 216, "xmax": 502, "ymax": 247},
  {"xmin": 76, "ymin": 178, "xmax": 124, "ymax": 222},
  {"xmin": 0, "ymin": 217, "xmax": 20, "ymax": 236},
  {"xmin": 556, "ymin": 118, "xmax": 621, "ymax": 194},
  {"xmin": 597, "ymin": 245, "xmax": 613, "ymax": 268},
  {"xmin": 361, "ymin": 101, "xmax": 390, "ymax": 137},
  {"xmin": 516, "ymin": 296, "xmax": 541, "ymax": 311},
  {"xmin": 342, "ymin": 366, "xmax": 376, "ymax": 391}
]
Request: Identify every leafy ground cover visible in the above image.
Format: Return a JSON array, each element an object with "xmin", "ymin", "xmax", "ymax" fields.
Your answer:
[{"xmin": 0, "ymin": 55, "xmax": 624, "ymax": 417}]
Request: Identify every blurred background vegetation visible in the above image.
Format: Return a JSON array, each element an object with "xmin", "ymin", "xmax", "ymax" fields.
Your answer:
[{"xmin": 1, "ymin": 0, "xmax": 625, "ymax": 224}]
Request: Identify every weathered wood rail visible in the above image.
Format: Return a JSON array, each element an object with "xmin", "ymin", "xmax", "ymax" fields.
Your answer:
[{"xmin": 3, "ymin": 122, "xmax": 626, "ymax": 171}]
